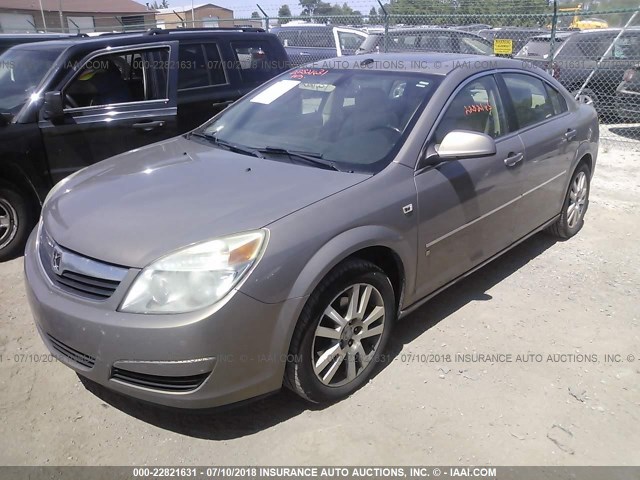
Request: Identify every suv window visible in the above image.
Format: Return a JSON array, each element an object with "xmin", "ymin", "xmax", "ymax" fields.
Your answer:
[
  {"xmin": 232, "ymin": 41, "xmax": 281, "ymax": 83},
  {"xmin": 275, "ymin": 30, "xmax": 300, "ymax": 47},
  {"xmin": 613, "ymin": 33, "xmax": 640, "ymax": 60},
  {"xmin": 178, "ymin": 43, "xmax": 226, "ymax": 90},
  {"xmin": 560, "ymin": 34, "xmax": 615, "ymax": 61},
  {"xmin": 337, "ymin": 31, "xmax": 365, "ymax": 51},
  {"xmin": 65, "ymin": 47, "xmax": 169, "ymax": 109},
  {"xmin": 503, "ymin": 73, "xmax": 555, "ymax": 128},
  {"xmin": 434, "ymin": 75, "xmax": 506, "ymax": 143},
  {"xmin": 304, "ymin": 30, "xmax": 334, "ymax": 48}
]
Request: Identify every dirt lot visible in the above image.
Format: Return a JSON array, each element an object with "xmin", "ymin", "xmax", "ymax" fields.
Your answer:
[{"xmin": 0, "ymin": 143, "xmax": 638, "ymax": 467}]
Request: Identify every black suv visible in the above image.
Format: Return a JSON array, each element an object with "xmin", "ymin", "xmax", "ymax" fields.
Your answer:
[
  {"xmin": 515, "ymin": 28, "xmax": 640, "ymax": 120},
  {"xmin": 0, "ymin": 28, "xmax": 289, "ymax": 260}
]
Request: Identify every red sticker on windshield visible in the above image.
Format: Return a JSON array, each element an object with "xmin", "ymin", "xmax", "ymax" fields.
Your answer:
[
  {"xmin": 290, "ymin": 68, "xmax": 329, "ymax": 80},
  {"xmin": 464, "ymin": 104, "xmax": 492, "ymax": 116}
]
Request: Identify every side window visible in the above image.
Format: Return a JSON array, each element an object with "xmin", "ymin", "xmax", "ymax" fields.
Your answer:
[
  {"xmin": 337, "ymin": 31, "xmax": 365, "ymax": 51},
  {"xmin": 305, "ymin": 31, "xmax": 334, "ymax": 48},
  {"xmin": 545, "ymin": 83, "xmax": 568, "ymax": 115},
  {"xmin": 65, "ymin": 48, "xmax": 169, "ymax": 109},
  {"xmin": 613, "ymin": 34, "xmax": 640, "ymax": 60},
  {"xmin": 503, "ymin": 73, "xmax": 555, "ymax": 128},
  {"xmin": 178, "ymin": 43, "xmax": 226, "ymax": 90},
  {"xmin": 433, "ymin": 75, "xmax": 506, "ymax": 144},
  {"xmin": 232, "ymin": 41, "xmax": 279, "ymax": 83},
  {"xmin": 276, "ymin": 30, "xmax": 300, "ymax": 47}
]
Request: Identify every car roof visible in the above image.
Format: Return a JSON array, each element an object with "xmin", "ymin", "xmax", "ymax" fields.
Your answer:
[{"xmin": 313, "ymin": 52, "xmax": 525, "ymax": 75}]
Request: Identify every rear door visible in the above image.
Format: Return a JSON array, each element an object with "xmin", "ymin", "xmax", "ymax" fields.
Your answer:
[
  {"xmin": 498, "ymin": 72, "xmax": 574, "ymax": 235},
  {"xmin": 175, "ymin": 41, "xmax": 237, "ymax": 132},
  {"xmin": 39, "ymin": 42, "xmax": 179, "ymax": 183},
  {"xmin": 414, "ymin": 74, "xmax": 527, "ymax": 299}
]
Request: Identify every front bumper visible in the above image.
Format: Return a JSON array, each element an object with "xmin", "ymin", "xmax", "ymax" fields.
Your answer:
[{"xmin": 24, "ymin": 230, "xmax": 306, "ymax": 409}]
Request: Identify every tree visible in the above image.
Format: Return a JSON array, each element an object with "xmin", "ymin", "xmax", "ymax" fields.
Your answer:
[
  {"xmin": 368, "ymin": 6, "xmax": 381, "ymax": 24},
  {"xmin": 278, "ymin": 4, "xmax": 292, "ymax": 24},
  {"xmin": 149, "ymin": 0, "xmax": 169, "ymax": 8},
  {"xmin": 251, "ymin": 10, "xmax": 261, "ymax": 19}
]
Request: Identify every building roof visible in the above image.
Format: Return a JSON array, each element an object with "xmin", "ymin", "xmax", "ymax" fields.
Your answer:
[
  {"xmin": 0, "ymin": 0, "xmax": 153, "ymax": 14},
  {"xmin": 157, "ymin": 3, "xmax": 231, "ymax": 14}
]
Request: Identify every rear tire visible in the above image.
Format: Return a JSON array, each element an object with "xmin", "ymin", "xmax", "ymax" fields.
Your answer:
[
  {"xmin": 284, "ymin": 259, "xmax": 395, "ymax": 403},
  {"xmin": 0, "ymin": 182, "xmax": 36, "ymax": 262},
  {"xmin": 547, "ymin": 163, "xmax": 590, "ymax": 240}
]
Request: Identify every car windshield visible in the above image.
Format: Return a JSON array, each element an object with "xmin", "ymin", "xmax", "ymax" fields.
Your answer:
[
  {"xmin": 516, "ymin": 37, "xmax": 569, "ymax": 58},
  {"xmin": 0, "ymin": 46, "xmax": 61, "ymax": 115},
  {"xmin": 198, "ymin": 68, "xmax": 441, "ymax": 173}
]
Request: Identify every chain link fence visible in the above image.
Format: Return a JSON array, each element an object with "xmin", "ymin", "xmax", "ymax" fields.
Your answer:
[
  {"xmin": 255, "ymin": 7, "xmax": 640, "ymax": 146},
  {"xmin": 5, "ymin": 6, "xmax": 639, "ymax": 145}
]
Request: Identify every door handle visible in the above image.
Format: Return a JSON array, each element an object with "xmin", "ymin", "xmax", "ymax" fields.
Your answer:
[
  {"xmin": 563, "ymin": 129, "xmax": 577, "ymax": 142},
  {"xmin": 504, "ymin": 152, "xmax": 524, "ymax": 167},
  {"xmin": 132, "ymin": 120, "xmax": 165, "ymax": 132}
]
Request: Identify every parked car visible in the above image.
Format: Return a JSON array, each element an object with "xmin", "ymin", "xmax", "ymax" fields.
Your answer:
[
  {"xmin": 477, "ymin": 27, "xmax": 549, "ymax": 57},
  {"xmin": 0, "ymin": 27, "xmax": 289, "ymax": 260},
  {"xmin": 515, "ymin": 28, "xmax": 640, "ymax": 120},
  {"xmin": 616, "ymin": 63, "xmax": 640, "ymax": 121},
  {"xmin": 0, "ymin": 33, "xmax": 85, "ymax": 55},
  {"xmin": 271, "ymin": 24, "xmax": 368, "ymax": 66},
  {"xmin": 25, "ymin": 53, "xmax": 598, "ymax": 408},
  {"xmin": 356, "ymin": 27, "xmax": 493, "ymax": 56}
]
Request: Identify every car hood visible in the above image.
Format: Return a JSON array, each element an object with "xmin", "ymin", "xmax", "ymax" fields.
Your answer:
[{"xmin": 43, "ymin": 136, "xmax": 369, "ymax": 268}]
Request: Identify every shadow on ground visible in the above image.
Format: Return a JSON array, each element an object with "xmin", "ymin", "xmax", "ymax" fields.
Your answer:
[{"xmin": 81, "ymin": 232, "xmax": 558, "ymax": 440}]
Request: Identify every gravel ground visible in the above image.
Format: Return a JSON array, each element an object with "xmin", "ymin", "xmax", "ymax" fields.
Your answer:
[{"xmin": 0, "ymin": 144, "xmax": 638, "ymax": 467}]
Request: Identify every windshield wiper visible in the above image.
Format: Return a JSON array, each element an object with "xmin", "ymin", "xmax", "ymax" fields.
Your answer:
[
  {"xmin": 190, "ymin": 132, "xmax": 264, "ymax": 158},
  {"xmin": 258, "ymin": 146, "xmax": 340, "ymax": 171}
]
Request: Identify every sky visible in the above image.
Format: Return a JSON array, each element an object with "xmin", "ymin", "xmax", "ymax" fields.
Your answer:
[{"xmin": 134, "ymin": 0, "xmax": 382, "ymax": 17}]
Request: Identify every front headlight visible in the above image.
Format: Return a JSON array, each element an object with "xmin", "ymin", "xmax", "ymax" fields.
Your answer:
[{"xmin": 119, "ymin": 230, "xmax": 268, "ymax": 314}]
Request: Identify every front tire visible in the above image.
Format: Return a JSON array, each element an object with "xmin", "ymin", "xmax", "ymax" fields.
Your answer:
[
  {"xmin": 547, "ymin": 163, "xmax": 590, "ymax": 239},
  {"xmin": 0, "ymin": 182, "xmax": 35, "ymax": 262},
  {"xmin": 285, "ymin": 259, "xmax": 395, "ymax": 403}
]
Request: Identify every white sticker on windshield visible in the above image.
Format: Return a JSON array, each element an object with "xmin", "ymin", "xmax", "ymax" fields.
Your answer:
[{"xmin": 250, "ymin": 80, "xmax": 300, "ymax": 105}]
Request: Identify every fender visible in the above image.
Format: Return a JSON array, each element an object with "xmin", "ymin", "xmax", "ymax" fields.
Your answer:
[{"xmin": 286, "ymin": 224, "xmax": 415, "ymax": 308}]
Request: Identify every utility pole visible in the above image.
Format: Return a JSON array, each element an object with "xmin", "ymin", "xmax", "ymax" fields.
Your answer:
[
  {"xmin": 191, "ymin": 0, "xmax": 195, "ymax": 27},
  {"xmin": 59, "ymin": 0, "xmax": 65, "ymax": 33},
  {"xmin": 38, "ymin": 0, "xmax": 48, "ymax": 32}
]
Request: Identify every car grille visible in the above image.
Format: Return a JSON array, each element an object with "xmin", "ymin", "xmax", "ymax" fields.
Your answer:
[
  {"xmin": 39, "ymin": 227, "xmax": 128, "ymax": 301},
  {"xmin": 110, "ymin": 368, "xmax": 210, "ymax": 392},
  {"xmin": 47, "ymin": 334, "xmax": 96, "ymax": 368}
]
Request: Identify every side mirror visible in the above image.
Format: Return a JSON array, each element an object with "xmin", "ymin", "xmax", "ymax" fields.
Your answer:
[
  {"xmin": 436, "ymin": 130, "xmax": 497, "ymax": 159},
  {"xmin": 42, "ymin": 91, "xmax": 64, "ymax": 122}
]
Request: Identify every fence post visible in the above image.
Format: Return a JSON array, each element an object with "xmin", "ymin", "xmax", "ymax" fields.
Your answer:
[
  {"xmin": 377, "ymin": 0, "xmax": 389, "ymax": 53},
  {"xmin": 548, "ymin": 0, "xmax": 558, "ymax": 74},
  {"xmin": 257, "ymin": 4, "xmax": 269, "ymax": 32}
]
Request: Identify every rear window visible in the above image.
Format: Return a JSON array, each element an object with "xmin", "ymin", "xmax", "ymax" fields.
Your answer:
[{"xmin": 232, "ymin": 41, "xmax": 284, "ymax": 83}]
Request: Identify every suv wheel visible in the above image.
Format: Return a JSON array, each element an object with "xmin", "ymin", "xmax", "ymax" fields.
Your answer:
[
  {"xmin": 0, "ymin": 182, "xmax": 35, "ymax": 261},
  {"xmin": 285, "ymin": 259, "xmax": 395, "ymax": 403},
  {"xmin": 547, "ymin": 163, "xmax": 590, "ymax": 240}
]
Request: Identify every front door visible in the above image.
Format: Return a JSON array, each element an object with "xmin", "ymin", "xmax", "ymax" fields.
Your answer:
[
  {"xmin": 39, "ymin": 43, "xmax": 179, "ymax": 183},
  {"xmin": 414, "ymin": 74, "xmax": 527, "ymax": 299}
]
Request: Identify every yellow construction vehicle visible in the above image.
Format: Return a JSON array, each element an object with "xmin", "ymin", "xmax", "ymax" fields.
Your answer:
[{"xmin": 556, "ymin": 4, "xmax": 609, "ymax": 30}]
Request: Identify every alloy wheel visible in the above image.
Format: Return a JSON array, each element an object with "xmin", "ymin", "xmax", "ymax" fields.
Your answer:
[
  {"xmin": 0, "ymin": 198, "xmax": 18, "ymax": 250},
  {"xmin": 567, "ymin": 171, "xmax": 588, "ymax": 228},
  {"xmin": 311, "ymin": 283, "xmax": 386, "ymax": 387}
]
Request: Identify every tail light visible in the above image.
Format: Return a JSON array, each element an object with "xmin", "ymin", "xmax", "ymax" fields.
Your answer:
[{"xmin": 623, "ymin": 69, "xmax": 636, "ymax": 83}]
